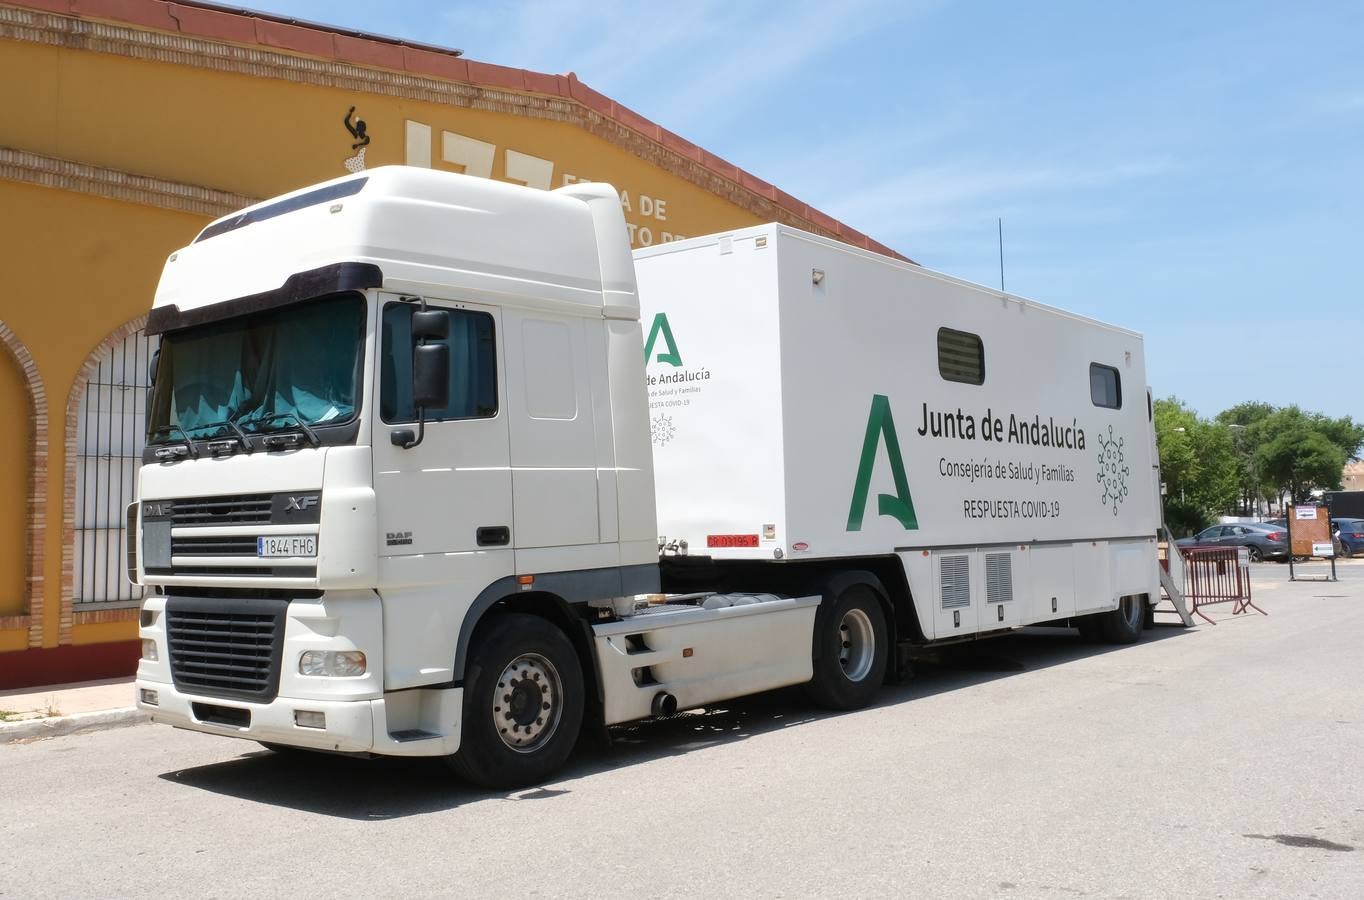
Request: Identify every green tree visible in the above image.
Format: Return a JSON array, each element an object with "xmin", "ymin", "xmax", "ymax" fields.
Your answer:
[
  {"xmin": 1256, "ymin": 427, "xmax": 1347, "ymax": 502},
  {"xmin": 1216, "ymin": 401, "xmax": 1276, "ymax": 513},
  {"xmin": 1154, "ymin": 397, "xmax": 1239, "ymax": 533},
  {"xmin": 1313, "ymin": 415, "xmax": 1364, "ymax": 462}
]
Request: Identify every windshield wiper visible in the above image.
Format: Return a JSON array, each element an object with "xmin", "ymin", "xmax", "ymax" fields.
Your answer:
[
  {"xmin": 252, "ymin": 413, "xmax": 321, "ymax": 449},
  {"xmin": 148, "ymin": 424, "xmax": 200, "ymax": 460}
]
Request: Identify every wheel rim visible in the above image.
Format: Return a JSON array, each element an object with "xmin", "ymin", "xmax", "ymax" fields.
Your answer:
[
  {"xmin": 837, "ymin": 608, "xmax": 876, "ymax": 683},
  {"xmin": 1247, "ymin": 546, "xmax": 1262, "ymax": 562},
  {"xmin": 492, "ymin": 653, "xmax": 563, "ymax": 754}
]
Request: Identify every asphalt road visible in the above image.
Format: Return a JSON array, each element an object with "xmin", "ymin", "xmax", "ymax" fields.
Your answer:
[{"xmin": 4, "ymin": 561, "xmax": 1362, "ymax": 899}]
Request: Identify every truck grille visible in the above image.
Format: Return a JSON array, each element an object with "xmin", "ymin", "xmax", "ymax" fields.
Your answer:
[
  {"xmin": 171, "ymin": 535, "xmax": 259, "ymax": 557},
  {"xmin": 171, "ymin": 494, "xmax": 274, "ymax": 526},
  {"xmin": 165, "ymin": 596, "xmax": 288, "ymax": 701}
]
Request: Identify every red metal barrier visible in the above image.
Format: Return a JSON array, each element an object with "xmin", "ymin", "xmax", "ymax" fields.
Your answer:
[{"xmin": 1177, "ymin": 546, "xmax": 1265, "ymax": 625}]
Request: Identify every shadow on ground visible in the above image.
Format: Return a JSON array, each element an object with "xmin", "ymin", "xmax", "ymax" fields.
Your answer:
[{"xmin": 159, "ymin": 623, "xmax": 1191, "ymax": 820}]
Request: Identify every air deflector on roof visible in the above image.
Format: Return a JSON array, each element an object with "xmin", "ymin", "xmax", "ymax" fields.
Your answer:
[{"xmin": 194, "ymin": 178, "xmax": 368, "ymax": 243}]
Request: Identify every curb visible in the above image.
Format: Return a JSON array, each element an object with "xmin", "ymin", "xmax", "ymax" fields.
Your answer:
[{"xmin": 0, "ymin": 708, "xmax": 149, "ymax": 744}]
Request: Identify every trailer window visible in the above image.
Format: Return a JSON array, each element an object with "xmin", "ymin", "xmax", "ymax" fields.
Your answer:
[
  {"xmin": 1090, "ymin": 363, "xmax": 1121, "ymax": 409},
  {"xmin": 381, "ymin": 303, "xmax": 497, "ymax": 423},
  {"xmin": 937, "ymin": 328, "xmax": 984, "ymax": 385}
]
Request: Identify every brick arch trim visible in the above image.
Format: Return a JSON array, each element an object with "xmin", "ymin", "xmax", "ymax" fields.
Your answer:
[
  {"xmin": 60, "ymin": 314, "xmax": 150, "ymax": 641},
  {"xmin": 0, "ymin": 320, "xmax": 48, "ymax": 647}
]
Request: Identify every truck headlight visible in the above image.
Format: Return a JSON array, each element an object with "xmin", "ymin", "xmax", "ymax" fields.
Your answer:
[
  {"xmin": 141, "ymin": 639, "xmax": 158, "ymax": 661},
  {"xmin": 299, "ymin": 650, "xmax": 366, "ymax": 677}
]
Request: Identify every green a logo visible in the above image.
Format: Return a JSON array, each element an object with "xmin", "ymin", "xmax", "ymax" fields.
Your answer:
[
  {"xmin": 847, "ymin": 394, "xmax": 919, "ymax": 531},
  {"xmin": 643, "ymin": 313, "xmax": 683, "ymax": 366}
]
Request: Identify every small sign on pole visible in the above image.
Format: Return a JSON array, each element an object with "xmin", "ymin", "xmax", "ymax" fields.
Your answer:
[{"xmin": 1288, "ymin": 504, "xmax": 1338, "ymax": 582}]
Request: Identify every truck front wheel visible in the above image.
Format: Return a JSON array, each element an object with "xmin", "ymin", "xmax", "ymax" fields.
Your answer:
[
  {"xmin": 805, "ymin": 586, "xmax": 888, "ymax": 710},
  {"xmin": 448, "ymin": 613, "xmax": 584, "ymax": 789}
]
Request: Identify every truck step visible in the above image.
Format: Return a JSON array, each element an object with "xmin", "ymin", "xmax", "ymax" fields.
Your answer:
[{"xmin": 389, "ymin": 728, "xmax": 441, "ymax": 742}]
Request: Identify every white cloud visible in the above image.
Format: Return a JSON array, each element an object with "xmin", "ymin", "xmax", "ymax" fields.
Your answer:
[
  {"xmin": 435, "ymin": 0, "xmax": 938, "ymax": 132},
  {"xmin": 826, "ymin": 157, "xmax": 1177, "ymax": 243}
]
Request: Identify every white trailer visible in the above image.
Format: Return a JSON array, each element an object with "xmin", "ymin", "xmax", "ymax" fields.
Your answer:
[
  {"xmin": 637, "ymin": 226, "xmax": 1160, "ymax": 643},
  {"xmin": 132, "ymin": 167, "xmax": 1163, "ymax": 787}
]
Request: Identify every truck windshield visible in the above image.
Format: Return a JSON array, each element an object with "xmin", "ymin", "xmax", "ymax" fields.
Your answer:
[{"xmin": 147, "ymin": 293, "xmax": 365, "ymax": 442}]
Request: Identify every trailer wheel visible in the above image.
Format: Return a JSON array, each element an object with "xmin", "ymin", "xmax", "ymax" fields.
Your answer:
[
  {"xmin": 1099, "ymin": 594, "xmax": 1145, "ymax": 643},
  {"xmin": 805, "ymin": 586, "xmax": 888, "ymax": 710},
  {"xmin": 447, "ymin": 613, "xmax": 584, "ymax": 789},
  {"xmin": 1074, "ymin": 614, "xmax": 1104, "ymax": 641},
  {"xmin": 1077, "ymin": 595, "xmax": 1144, "ymax": 644}
]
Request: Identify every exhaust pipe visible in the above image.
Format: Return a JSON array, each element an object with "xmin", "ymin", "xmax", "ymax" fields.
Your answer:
[{"xmin": 651, "ymin": 691, "xmax": 678, "ymax": 717}]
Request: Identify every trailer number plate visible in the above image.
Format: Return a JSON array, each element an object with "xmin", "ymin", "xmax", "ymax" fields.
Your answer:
[
  {"xmin": 257, "ymin": 535, "xmax": 317, "ymax": 558},
  {"xmin": 707, "ymin": 534, "xmax": 759, "ymax": 548}
]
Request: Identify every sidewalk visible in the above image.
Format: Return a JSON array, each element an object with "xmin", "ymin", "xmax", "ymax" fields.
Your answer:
[{"xmin": 0, "ymin": 676, "xmax": 145, "ymax": 743}]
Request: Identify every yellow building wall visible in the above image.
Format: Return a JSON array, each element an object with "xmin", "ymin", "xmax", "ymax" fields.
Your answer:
[
  {"xmin": 0, "ymin": 29, "xmax": 769, "ymax": 652},
  {"xmin": 0, "ymin": 40, "xmax": 762, "ymax": 249},
  {"xmin": 0, "ymin": 182, "xmax": 207, "ymax": 646},
  {"xmin": 0, "ymin": 353, "xmax": 27, "ymax": 617}
]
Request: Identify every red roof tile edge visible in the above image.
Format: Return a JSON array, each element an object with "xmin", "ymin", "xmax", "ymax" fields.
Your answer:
[{"xmin": 7, "ymin": 0, "xmax": 908, "ymax": 261}]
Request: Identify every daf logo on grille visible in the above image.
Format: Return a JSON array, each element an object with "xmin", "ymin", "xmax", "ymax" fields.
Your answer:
[
  {"xmin": 144, "ymin": 501, "xmax": 172, "ymax": 517},
  {"xmin": 286, "ymin": 495, "xmax": 320, "ymax": 511}
]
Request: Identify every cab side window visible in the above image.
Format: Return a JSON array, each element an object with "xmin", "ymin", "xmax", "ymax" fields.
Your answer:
[{"xmin": 381, "ymin": 303, "xmax": 497, "ymax": 423}]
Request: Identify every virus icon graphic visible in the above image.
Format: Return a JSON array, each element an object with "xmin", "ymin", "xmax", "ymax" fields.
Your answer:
[
  {"xmin": 1096, "ymin": 424, "xmax": 1130, "ymax": 515},
  {"xmin": 651, "ymin": 414, "xmax": 676, "ymax": 447}
]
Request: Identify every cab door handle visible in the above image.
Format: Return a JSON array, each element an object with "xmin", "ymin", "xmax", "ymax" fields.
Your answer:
[{"xmin": 477, "ymin": 526, "xmax": 510, "ymax": 546}]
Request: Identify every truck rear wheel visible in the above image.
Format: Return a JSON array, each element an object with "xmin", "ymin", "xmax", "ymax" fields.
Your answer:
[
  {"xmin": 448, "ymin": 613, "xmax": 584, "ymax": 789},
  {"xmin": 805, "ymin": 586, "xmax": 888, "ymax": 710}
]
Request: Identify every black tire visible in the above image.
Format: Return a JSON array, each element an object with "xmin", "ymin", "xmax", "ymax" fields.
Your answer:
[
  {"xmin": 1076, "ymin": 595, "xmax": 1144, "ymax": 644},
  {"xmin": 804, "ymin": 586, "xmax": 888, "ymax": 710},
  {"xmin": 1074, "ymin": 614, "xmax": 1104, "ymax": 641},
  {"xmin": 447, "ymin": 613, "xmax": 584, "ymax": 790},
  {"xmin": 1246, "ymin": 545, "xmax": 1263, "ymax": 563}
]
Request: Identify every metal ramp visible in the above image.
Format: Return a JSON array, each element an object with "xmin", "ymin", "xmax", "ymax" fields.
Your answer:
[{"xmin": 1157, "ymin": 525, "xmax": 1195, "ymax": 627}]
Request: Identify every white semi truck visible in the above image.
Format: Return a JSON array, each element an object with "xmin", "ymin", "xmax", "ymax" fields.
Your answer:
[{"xmin": 133, "ymin": 166, "xmax": 1162, "ymax": 787}]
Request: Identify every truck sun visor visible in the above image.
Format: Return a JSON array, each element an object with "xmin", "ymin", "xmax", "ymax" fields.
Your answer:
[
  {"xmin": 193, "ymin": 177, "xmax": 368, "ymax": 243},
  {"xmin": 146, "ymin": 262, "xmax": 383, "ymax": 335}
]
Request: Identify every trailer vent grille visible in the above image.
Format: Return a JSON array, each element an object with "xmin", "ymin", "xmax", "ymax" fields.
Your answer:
[
  {"xmin": 939, "ymin": 554, "xmax": 971, "ymax": 609},
  {"xmin": 165, "ymin": 596, "xmax": 287, "ymax": 702},
  {"xmin": 986, "ymin": 553, "xmax": 1013, "ymax": 604}
]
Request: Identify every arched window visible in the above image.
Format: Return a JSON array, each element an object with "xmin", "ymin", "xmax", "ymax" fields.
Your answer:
[{"xmin": 74, "ymin": 326, "xmax": 158, "ymax": 607}]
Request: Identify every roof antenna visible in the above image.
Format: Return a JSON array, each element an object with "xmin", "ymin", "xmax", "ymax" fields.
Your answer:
[{"xmin": 997, "ymin": 217, "xmax": 1006, "ymax": 297}]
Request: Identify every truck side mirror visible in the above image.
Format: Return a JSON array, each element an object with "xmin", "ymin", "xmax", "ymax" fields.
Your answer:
[
  {"xmin": 412, "ymin": 343, "xmax": 449, "ymax": 409},
  {"xmin": 392, "ymin": 305, "xmax": 451, "ymax": 449},
  {"xmin": 148, "ymin": 349, "xmax": 160, "ymax": 385},
  {"xmin": 412, "ymin": 309, "xmax": 449, "ymax": 341}
]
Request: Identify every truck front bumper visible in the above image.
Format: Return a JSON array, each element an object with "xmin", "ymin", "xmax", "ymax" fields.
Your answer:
[{"xmin": 134, "ymin": 679, "xmax": 462, "ymax": 756}]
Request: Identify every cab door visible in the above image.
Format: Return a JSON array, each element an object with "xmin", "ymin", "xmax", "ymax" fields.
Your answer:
[{"xmin": 371, "ymin": 294, "xmax": 512, "ymax": 561}]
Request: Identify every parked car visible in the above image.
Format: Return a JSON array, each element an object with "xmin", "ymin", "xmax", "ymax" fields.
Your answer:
[
  {"xmin": 1175, "ymin": 522, "xmax": 1289, "ymax": 562},
  {"xmin": 1332, "ymin": 518, "xmax": 1364, "ymax": 558}
]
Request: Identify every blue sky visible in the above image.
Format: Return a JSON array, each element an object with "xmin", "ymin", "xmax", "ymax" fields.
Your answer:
[{"xmin": 256, "ymin": 0, "xmax": 1361, "ymax": 421}]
